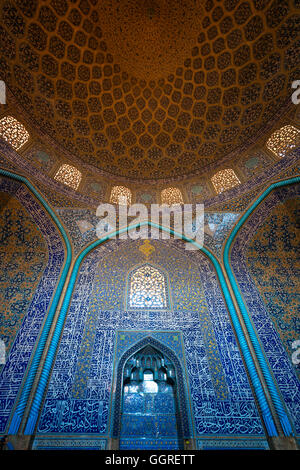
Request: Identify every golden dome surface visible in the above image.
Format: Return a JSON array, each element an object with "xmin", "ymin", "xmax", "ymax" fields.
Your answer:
[{"xmin": 0, "ymin": 0, "xmax": 298, "ymax": 180}]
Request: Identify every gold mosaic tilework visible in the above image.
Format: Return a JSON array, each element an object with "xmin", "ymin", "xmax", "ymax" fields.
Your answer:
[
  {"xmin": 0, "ymin": 193, "xmax": 48, "ymax": 354},
  {"xmin": 246, "ymin": 196, "xmax": 300, "ymax": 379},
  {"xmin": 0, "ymin": 0, "xmax": 298, "ymax": 179}
]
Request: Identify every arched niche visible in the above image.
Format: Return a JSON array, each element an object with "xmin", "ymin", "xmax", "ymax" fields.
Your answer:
[
  {"xmin": 111, "ymin": 336, "xmax": 192, "ymax": 450},
  {"xmin": 0, "ymin": 173, "xmax": 66, "ymax": 434}
]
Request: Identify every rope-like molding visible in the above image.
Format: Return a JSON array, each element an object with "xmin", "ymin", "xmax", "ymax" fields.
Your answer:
[
  {"xmin": 0, "ymin": 169, "xmax": 72, "ymax": 435},
  {"xmin": 2, "ymin": 169, "xmax": 298, "ymax": 439},
  {"xmin": 24, "ymin": 221, "xmax": 278, "ymax": 437},
  {"xmin": 223, "ymin": 176, "xmax": 300, "ymax": 436}
]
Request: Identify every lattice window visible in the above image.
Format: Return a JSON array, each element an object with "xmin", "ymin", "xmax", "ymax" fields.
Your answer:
[
  {"xmin": 54, "ymin": 163, "xmax": 82, "ymax": 190},
  {"xmin": 266, "ymin": 125, "xmax": 300, "ymax": 158},
  {"xmin": 211, "ymin": 168, "xmax": 240, "ymax": 194},
  {"xmin": 110, "ymin": 185, "xmax": 132, "ymax": 205},
  {"xmin": 0, "ymin": 116, "xmax": 29, "ymax": 150},
  {"xmin": 128, "ymin": 264, "xmax": 169, "ymax": 309},
  {"xmin": 161, "ymin": 187, "xmax": 183, "ymax": 205}
]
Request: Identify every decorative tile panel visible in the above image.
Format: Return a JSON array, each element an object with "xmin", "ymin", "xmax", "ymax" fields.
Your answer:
[
  {"xmin": 37, "ymin": 238, "xmax": 263, "ymax": 439},
  {"xmin": 231, "ymin": 183, "xmax": 300, "ymax": 435},
  {"xmin": 0, "ymin": 177, "xmax": 65, "ymax": 433}
]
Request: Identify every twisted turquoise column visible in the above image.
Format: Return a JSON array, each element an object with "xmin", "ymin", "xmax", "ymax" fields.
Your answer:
[
  {"xmin": 2, "ymin": 169, "xmax": 296, "ymax": 437},
  {"xmin": 25, "ymin": 222, "xmax": 278, "ymax": 436},
  {"xmin": 0, "ymin": 169, "xmax": 72, "ymax": 434},
  {"xmin": 223, "ymin": 176, "xmax": 300, "ymax": 436},
  {"xmin": 24, "ymin": 225, "xmax": 130, "ymax": 434}
]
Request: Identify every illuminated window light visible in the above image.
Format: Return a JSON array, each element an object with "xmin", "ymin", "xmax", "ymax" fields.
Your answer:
[
  {"xmin": 211, "ymin": 168, "xmax": 240, "ymax": 194},
  {"xmin": 161, "ymin": 187, "xmax": 183, "ymax": 205},
  {"xmin": 0, "ymin": 116, "xmax": 29, "ymax": 150},
  {"xmin": 266, "ymin": 125, "xmax": 300, "ymax": 158},
  {"xmin": 54, "ymin": 163, "xmax": 82, "ymax": 190},
  {"xmin": 110, "ymin": 185, "xmax": 132, "ymax": 205},
  {"xmin": 128, "ymin": 264, "xmax": 168, "ymax": 309}
]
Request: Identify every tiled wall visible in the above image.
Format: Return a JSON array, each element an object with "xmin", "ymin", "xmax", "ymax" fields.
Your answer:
[
  {"xmin": 37, "ymin": 237, "xmax": 265, "ymax": 446},
  {"xmin": 0, "ymin": 177, "xmax": 65, "ymax": 433},
  {"xmin": 231, "ymin": 183, "xmax": 300, "ymax": 435},
  {"xmin": 1, "ymin": 171, "xmax": 298, "ymax": 449}
]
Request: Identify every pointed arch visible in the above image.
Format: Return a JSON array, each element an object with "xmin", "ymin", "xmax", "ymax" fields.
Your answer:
[
  {"xmin": 224, "ymin": 176, "xmax": 300, "ymax": 436},
  {"xmin": 24, "ymin": 179, "xmax": 300, "ymax": 436},
  {"xmin": 0, "ymin": 169, "xmax": 71, "ymax": 435},
  {"xmin": 111, "ymin": 335, "xmax": 192, "ymax": 443}
]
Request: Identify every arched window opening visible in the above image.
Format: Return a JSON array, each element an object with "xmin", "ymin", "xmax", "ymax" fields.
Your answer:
[
  {"xmin": 110, "ymin": 185, "xmax": 132, "ymax": 205},
  {"xmin": 0, "ymin": 116, "xmax": 29, "ymax": 150},
  {"xmin": 121, "ymin": 345, "xmax": 182, "ymax": 450},
  {"xmin": 211, "ymin": 168, "xmax": 240, "ymax": 194},
  {"xmin": 161, "ymin": 187, "xmax": 183, "ymax": 206},
  {"xmin": 127, "ymin": 264, "xmax": 169, "ymax": 310},
  {"xmin": 54, "ymin": 164, "xmax": 82, "ymax": 190},
  {"xmin": 266, "ymin": 125, "xmax": 300, "ymax": 158}
]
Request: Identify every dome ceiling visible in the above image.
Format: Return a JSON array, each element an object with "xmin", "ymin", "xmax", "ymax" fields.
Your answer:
[
  {"xmin": 99, "ymin": 0, "xmax": 205, "ymax": 80},
  {"xmin": 0, "ymin": 0, "xmax": 299, "ymax": 180}
]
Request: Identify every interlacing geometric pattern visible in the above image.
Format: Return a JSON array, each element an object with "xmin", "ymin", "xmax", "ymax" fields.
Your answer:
[
  {"xmin": 266, "ymin": 125, "xmax": 300, "ymax": 158},
  {"xmin": 0, "ymin": 116, "xmax": 29, "ymax": 150},
  {"xmin": 0, "ymin": 193, "xmax": 48, "ymax": 357},
  {"xmin": 161, "ymin": 187, "xmax": 183, "ymax": 205},
  {"xmin": 110, "ymin": 185, "xmax": 132, "ymax": 205},
  {"xmin": 2, "ymin": 0, "xmax": 298, "ymax": 179},
  {"xmin": 128, "ymin": 264, "xmax": 168, "ymax": 309},
  {"xmin": 211, "ymin": 168, "xmax": 240, "ymax": 194},
  {"xmin": 54, "ymin": 163, "xmax": 82, "ymax": 190},
  {"xmin": 246, "ymin": 195, "xmax": 300, "ymax": 381},
  {"xmin": 37, "ymin": 238, "xmax": 264, "ymax": 438},
  {"xmin": 0, "ymin": 176, "xmax": 65, "ymax": 435}
]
